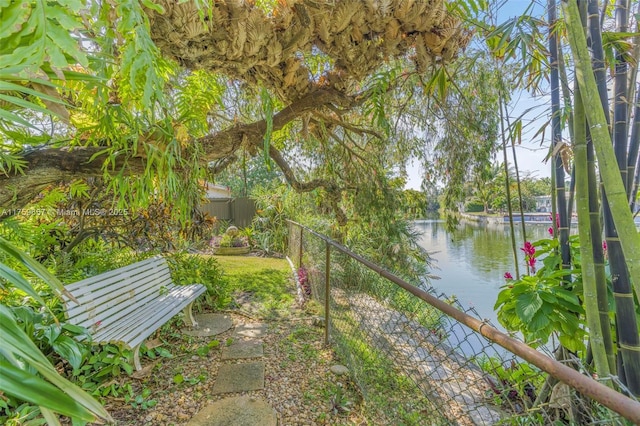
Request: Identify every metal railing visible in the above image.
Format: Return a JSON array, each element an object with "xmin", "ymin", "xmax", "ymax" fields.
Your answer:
[{"xmin": 287, "ymin": 220, "xmax": 640, "ymax": 425}]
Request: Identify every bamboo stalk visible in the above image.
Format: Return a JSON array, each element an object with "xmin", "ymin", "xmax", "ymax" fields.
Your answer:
[
  {"xmin": 563, "ymin": 0, "xmax": 640, "ymax": 396},
  {"xmin": 575, "ymin": 82, "xmax": 611, "ymax": 380},
  {"xmin": 549, "ymin": 0, "xmax": 571, "ymax": 272},
  {"xmin": 587, "ymin": 135, "xmax": 616, "ymax": 374},
  {"xmin": 499, "ymin": 93, "xmax": 520, "ymax": 278}
]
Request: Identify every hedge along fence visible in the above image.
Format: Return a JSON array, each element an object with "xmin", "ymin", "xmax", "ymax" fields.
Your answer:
[{"xmin": 287, "ymin": 220, "xmax": 640, "ymax": 425}]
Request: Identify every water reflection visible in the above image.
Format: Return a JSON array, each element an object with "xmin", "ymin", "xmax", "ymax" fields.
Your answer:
[{"xmin": 414, "ymin": 220, "xmax": 552, "ymax": 328}]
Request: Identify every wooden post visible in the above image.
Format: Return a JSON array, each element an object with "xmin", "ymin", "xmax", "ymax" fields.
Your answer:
[
  {"xmin": 298, "ymin": 226, "xmax": 304, "ymax": 269},
  {"xmin": 324, "ymin": 242, "xmax": 330, "ymax": 346}
]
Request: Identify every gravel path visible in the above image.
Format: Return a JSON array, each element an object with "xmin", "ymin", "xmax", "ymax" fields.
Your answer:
[{"xmin": 97, "ymin": 307, "xmax": 365, "ymax": 425}]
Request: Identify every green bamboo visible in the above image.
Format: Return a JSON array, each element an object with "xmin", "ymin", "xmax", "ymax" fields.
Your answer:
[
  {"xmin": 574, "ymin": 83, "xmax": 611, "ymax": 379},
  {"xmin": 499, "ymin": 96, "xmax": 520, "ymax": 278},
  {"xmin": 549, "ymin": 0, "xmax": 571, "ymax": 272},
  {"xmin": 581, "ymin": 0, "xmax": 615, "ymax": 377},
  {"xmin": 587, "ymin": 135, "xmax": 616, "ymax": 374},
  {"xmin": 563, "ymin": 0, "xmax": 640, "ymax": 396},
  {"xmin": 502, "ymin": 93, "xmax": 528, "ymax": 252},
  {"xmin": 563, "ymin": 0, "xmax": 640, "ymax": 308}
]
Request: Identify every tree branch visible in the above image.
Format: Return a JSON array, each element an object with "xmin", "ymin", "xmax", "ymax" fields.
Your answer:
[{"xmin": 268, "ymin": 144, "xmax": 347, "ymax": 225}]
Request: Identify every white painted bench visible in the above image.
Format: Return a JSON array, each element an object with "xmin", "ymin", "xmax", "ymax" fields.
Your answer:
[{"xmin": 62, "ymin": 256, "xmax": 206, "ymax": 370}]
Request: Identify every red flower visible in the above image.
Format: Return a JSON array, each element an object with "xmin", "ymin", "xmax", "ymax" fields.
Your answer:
[
  {"xmin": 602, "ymin": 240, "xmax": 607, "ymax": 251},
  {"xmin": 521, "ymin": 241, "xmax": 536, "ymax": 257},
  {"xmin": 528, "ymin": 256, "xmax": 537, "ymax": 273},
  {"xmin": 504, "ymin": 272, "xmax": 513, "ymax": 280},
  {"xmin": 548, "ymin": 227, "xmax": 554, "ymax": 236}
]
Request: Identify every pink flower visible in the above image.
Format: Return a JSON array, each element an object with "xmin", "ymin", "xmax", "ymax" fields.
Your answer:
[
  {"xmin": 528, "ymin": 256, "xmax": 537, "ymax": 273},
  {"xmin": 548, "ymin": 227, "xmax": 554, "ymax": 236},
  {"xmin": 504, "ymin": 272, "xmax": 513, "ymax": 280},
  {"xmin": 602, "ymin": 240, "xmax": 607, "ymax": 251},
  {"xmin": 521, "ymin": 241, "xmax": 536, "ymax": 257}
]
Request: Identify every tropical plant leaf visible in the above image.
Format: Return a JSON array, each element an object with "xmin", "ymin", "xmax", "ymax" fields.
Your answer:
[
  {"xmin": 0, "ymin": 236, "xmax": 71, "ymax": 299},
  {"xmin": 515, "ymin": 292, "xmax": 543, "ymax": 323},
  {"xmin": 0, "ymin": 305, "xmax": 112, "ymax": 422},
  {"xmin": 0, "ymin": 360, "xmax": 94, "ymax": 421}
]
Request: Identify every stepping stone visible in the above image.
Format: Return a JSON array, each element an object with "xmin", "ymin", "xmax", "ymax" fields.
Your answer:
[
  {"xmin": 186, "ymin": 396, "xmax": 277, "ymax": 426},
  {"xmin": 212, "ymin": 362, "xmax": 265, "ymax": 395},
  {"xmin": 232, "ymin": 323, "xmax": 268, "ymax": 339},
  {"xmin": 182, "ymin": 314, "xmax": 233, "ymax": 337},
  {"xmin": 221, "ymin": 341, "xmax": 264, "ymax": 360}
]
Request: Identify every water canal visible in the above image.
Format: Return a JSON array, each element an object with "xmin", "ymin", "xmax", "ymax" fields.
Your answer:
[{"xmin": 414, "ymin": 219, "xmax": 554, "ymax": 330}]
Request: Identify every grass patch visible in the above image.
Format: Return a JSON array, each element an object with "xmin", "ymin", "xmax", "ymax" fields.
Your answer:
[{"xmin": 212, "ymin": 255, "xmax": 294, "ymax": 318}]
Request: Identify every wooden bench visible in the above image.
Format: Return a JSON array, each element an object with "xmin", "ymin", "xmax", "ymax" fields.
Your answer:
[{"xmin": 62, "ymin": 256, "xmax": 206, "ymax": 370}]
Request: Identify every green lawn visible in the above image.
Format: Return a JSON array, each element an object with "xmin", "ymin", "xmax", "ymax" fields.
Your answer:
[{"xmin": 211, "ymin": 255, "xmax": 295, "ymax": 318}]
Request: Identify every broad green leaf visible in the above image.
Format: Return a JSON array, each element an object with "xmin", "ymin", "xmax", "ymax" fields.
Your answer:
[
  {"xmin": 558, "ymin": 334, "xmax": 585, "ymax": 353},
  {"xmin": 46, "ymin": 4, "xmax": 82, "ymax": 31},
  {"xmin": 528, "ymin": 310, "xmax": 550, "ymax": 331},
  {"xmin": 0, "ymin": 2, "xmax": 31, "ymax": 39},
  {"xmin": 0, "ymin": 236, "xmax": 68, "ymax": 298},
  {"xmin": 0, "ymin": 361, "xmax": 93, "ymax": 421},
  {"xmin": 0, "ymin": 262, "xmax": 47, "ymax": 306},
  {"xmin": 47, "ymin": 24, "xmax": 88, "ymax": 67},
  {"xmin": 0, "ymin": 306, "xmax": 111, "ymax": 421},
  {"xmin": 0, "ymin": 40, "xmax": 41, "ymax": 69},
  {"xmin": 493, "ymin": 288, "xmax": 511, "ymax": 310},
  {"xmin": 53, "ymin": 335, "xmax": 85, "ymax": 370},
  {"xmin": 515, "ymin": 292, "xmax": 543, "ymax": 323}
]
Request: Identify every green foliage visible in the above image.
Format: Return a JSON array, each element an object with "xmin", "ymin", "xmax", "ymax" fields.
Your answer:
[
  {"xmin": 495, "ymin": 237, "xmax": 587, "ymax": 352},
  {"xmin": 165, "ymin": 251, "xmax": 228, "ymax": 310},
  {"xmin": 474, "ymin": 355, "xmax": 545, "ymax": 407},
  {"xmin": 465, "ymin": 201, "xmax": 485, "ymax": 212}
]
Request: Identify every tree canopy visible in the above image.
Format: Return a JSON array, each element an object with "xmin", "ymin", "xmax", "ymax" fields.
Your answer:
[{"xmin": 0, "ymin": 0, "xmax": 482, "ymax": 224}]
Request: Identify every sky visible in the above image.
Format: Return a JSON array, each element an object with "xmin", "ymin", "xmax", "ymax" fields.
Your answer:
[{"xmin": 405, "ymin": 0, "xmax": 552, "ymax": 190}]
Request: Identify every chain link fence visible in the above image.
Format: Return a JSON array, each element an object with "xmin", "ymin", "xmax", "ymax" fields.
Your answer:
[{"xmin": 287, "ymin": 221, "xmax": 640, "ymax": 425}]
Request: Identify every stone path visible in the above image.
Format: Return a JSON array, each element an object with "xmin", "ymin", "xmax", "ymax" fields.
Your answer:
[{"xmin": 186, "ymin": 315, "xmax": 277, "ymax": 426}]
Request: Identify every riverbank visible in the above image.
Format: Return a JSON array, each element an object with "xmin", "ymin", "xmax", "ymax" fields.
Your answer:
[{"xmin": 460, "ymin": 212, "xmax": 562, "ymax": 224}]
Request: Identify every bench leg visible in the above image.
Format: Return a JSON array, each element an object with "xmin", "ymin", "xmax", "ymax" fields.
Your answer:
[
  {"xmin": 133, "ymin": 344, "xmax": 143, "ymax": 371},
  {"xmin": 183, "ymin": 302, "xmax": 198, "ymax": 328}
]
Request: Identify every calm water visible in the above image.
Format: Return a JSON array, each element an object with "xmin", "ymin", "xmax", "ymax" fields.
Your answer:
[{"xmin": 414, "ymin": 220, "xmax": 553, "ymax": 329}]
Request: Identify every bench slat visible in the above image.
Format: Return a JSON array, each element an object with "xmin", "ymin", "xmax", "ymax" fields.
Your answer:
[
  {"xmin": 63, "ymin": 260, "xmax": 171, "ymax": 308},
  {"xmin": 64, "ymin": 257, "xmax": 164, "ymax": 293},
  {"xmin": 64, "ymin": 269, "xmax": 173, "ymax": 323},
  {"xmin": 92, "ymin": 282, "xmax": 184, "ymax": 341},
  {"xmin": 95, "ymin": 285, "xmax": 206, "ymax": 348},
  {"xmin": 66, "ymin": 275, "xmax": 174, "ymax": 331}
]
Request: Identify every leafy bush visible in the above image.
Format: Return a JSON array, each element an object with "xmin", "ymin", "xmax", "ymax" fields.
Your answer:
[
  {"xmin": 465, "ymin": 201, "xmax": 485, "ymax": 212},
  {"xmin": 494, "ymin": 236, "xmax": 587, "ymax": 352},
  {"xmin": 165, "ymin": 251, "xmax": 229, "ymax": 310}
]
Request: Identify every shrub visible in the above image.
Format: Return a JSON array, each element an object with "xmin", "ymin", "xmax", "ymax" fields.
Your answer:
[{"xmin": 165, "ymin": 251, "xmax": 229, "ymax": 310}]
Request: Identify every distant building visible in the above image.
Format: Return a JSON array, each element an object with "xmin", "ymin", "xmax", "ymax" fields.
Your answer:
[
  {"xmin": 200, "ymin": 181, "xmax": 231, "ymax": 199},
  {"xmin": 534, "ymin": 195, "xmax": 575, "ymax": 212}
]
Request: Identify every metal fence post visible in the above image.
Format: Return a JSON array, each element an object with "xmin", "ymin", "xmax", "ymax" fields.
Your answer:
[
  {"xmin": 298, "ymin": 226, "xmax": 304, "ymax": 269},
  {"xmin": 324, "ymin": 241, "xmax": 330, "ymax": 346}
]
